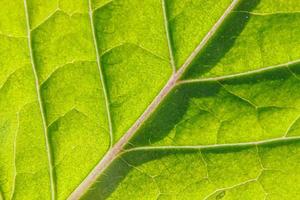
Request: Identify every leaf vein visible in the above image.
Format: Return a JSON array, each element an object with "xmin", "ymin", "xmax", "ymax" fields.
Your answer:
[
  {"xmin": 68, "ymin": 0, "xmax": 241, "ymax": 198},
  {"xmin": 161, "ymin": 0, "xmax": 176, "ymax": 73},
  {"xmin": 177, "ymin": 59, "xmax": 300, "ymax": 84},
  {"xmin": 125, "ymin": 135, "xmax": 300, "ymax": 152},
  {"xmin": 88, "ymin": 0, "xmax": 114, "ymax": 147},
  {"xmin": 10, "ymin": 113, "xmax": 19, "ymax": 200},
  {"xmin": 23, "ymin": 1, "xmax": 55, "ymax": 199}
]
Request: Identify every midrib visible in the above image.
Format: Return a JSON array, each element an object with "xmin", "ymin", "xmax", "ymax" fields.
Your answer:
[{"xmin": 68, "ymin": 0, "xmax": 241, "ymax": 199}]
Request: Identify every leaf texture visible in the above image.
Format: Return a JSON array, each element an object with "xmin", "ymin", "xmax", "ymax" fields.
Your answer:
[{"xmin": 1, "ymin": 0, "xmax": 300, "ymax": 200}]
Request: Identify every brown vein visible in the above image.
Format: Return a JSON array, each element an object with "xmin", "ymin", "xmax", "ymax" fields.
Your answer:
[{"xmin": 67, "ymin": 0, "xmax": 241, "ymax": 199}]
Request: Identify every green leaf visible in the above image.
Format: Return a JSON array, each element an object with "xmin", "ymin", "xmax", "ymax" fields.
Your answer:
[{"xmin": 1, "ymin": 0, "xmax": 300, "ymax": 200}]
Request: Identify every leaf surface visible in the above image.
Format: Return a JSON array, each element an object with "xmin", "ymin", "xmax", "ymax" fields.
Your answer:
[{"xmin": 1, "ymin": 0, "xmax": 300, "ymax": 200}]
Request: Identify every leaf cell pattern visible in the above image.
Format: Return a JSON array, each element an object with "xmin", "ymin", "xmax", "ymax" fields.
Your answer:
[{"xmin": 1, "ymin": 0, "xmax": 300, "ymax": 200}]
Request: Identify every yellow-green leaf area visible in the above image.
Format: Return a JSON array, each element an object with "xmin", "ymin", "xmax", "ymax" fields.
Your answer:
[{"xmin": 1, "ymin": 0, "xmax": 300, "ymax": 200}]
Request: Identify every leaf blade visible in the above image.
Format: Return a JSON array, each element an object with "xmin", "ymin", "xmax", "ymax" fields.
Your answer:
[{"xmin": 1, "ymin": 0, "xmax": 300, "ymax": 200}]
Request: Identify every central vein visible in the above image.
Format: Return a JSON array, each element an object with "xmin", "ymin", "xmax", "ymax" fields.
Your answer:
[{"xmin": 68, "ymin": 0, "xmax": 241, "ymax": 199}]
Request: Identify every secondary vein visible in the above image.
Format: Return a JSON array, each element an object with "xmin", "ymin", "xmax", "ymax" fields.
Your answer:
[
  {"xmin": 161, "ymin": 0, "xmax": 176, "ymax": 73},
  {"xmin": 10, "ymin": 113, "xmax": 19, "ymax": 200},
  {"xmin": 177, "ymin": 59, "xmax": 300, "ymax": 84},
  {"xmin": 68, "ymin": 0, "xmax": 241, "ymax": 199},
  {"xmin": 23, "ymin": 1, "xmax": 55, "ymax": 199},
  {"xmin": 88, "ymin": 0, "xmax": 114, "ymax": 147},
  {"xmin": 124, "ymin": 135, "xmax": 300, "ymax": 152}
]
